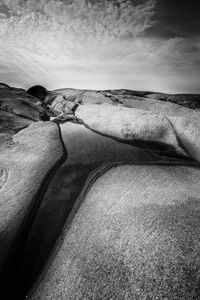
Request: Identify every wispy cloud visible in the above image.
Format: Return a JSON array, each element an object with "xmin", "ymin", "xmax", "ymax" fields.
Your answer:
[
  {"xmin": 0, "ymin": 0, "xmax": 199, "ymax": 93},
  {"xmin": 1, "ymin": 0, "xmax": 156, "ymax": 60}
]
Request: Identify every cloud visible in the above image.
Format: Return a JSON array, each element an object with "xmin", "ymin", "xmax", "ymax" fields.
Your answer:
[
  {"xmin": 0, "ymin": 0, "xmax": 199, "ymax": 93},
  {"xmin": 0, "ymin": 0, "xmax": 157, "ymax": 76},
  {"xmin": 1, "ymin": 0, "xmax": 156, "ymax": 57}
]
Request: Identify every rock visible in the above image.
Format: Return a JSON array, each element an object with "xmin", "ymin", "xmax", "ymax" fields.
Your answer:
[
  {"xmin": 0, "ymin": 82, "xmax": 10, "ymax": 89},
  {"xmin": 74, "ymin": 104, "xmax": 185, "ymax": 155},
  {"xmin": 1, "ymin": 83, "xmax": 200, "ymax": 299},
  {"xmin": 48, "ymin": 89, "xmax": 200, "ymax": 162},
  {"xmin": 0, "ymin": 110, "xmax": 33, "ymax": 137},
  {"xmin": 147, "ymin": 93, "xmax": 200, "ymax": 109},
  {"xmin": 0, "ymin": 83, "xmax": 67, "ymax": 299},
  {"xmin": 0, "ymin": 84, "xmax": 46, "ymax": 124},
  {"xmin": 29, "ymin": 162, "xmax": 200, "ymax": 300},
  {"xmin": 0, "ymin": 167, "xmax": 9, "ymax": 190},
  {"xmin": 19, "ymin": 90, "xmax": 200, "ymax": 298},
  {"xmin": 44, "ymin": 87, "xmax": 200, "ymax": 164},
  {"xmin": 73, "ymin": 104, "xmax": 200, "ymax": 162},
  {"xmin": 15, "ymin": 122, "xmax": 157, "ymax": 299},
  {"xmin": 51, "ymin": 88, "xmax": 200, "ymax": 110},
  {"xmin": 60, "ymin": 122, "xmax": 155, "ymax": 165},
  {"xmin": 0, "ymin": 122, "xmax": 66, "ymax": 289},
  {"xmin": 0, "ymin": 83, "xmax": 51, "ymax": 146}
]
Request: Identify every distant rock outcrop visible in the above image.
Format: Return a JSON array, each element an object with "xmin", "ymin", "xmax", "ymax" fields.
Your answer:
[
  {"xmin": 147, "ymin": 92, "xmax": 200, "ymax": 109},
  {"xmin": 52, "ymin": 87, "xmax": 200, "ymax": 110}
]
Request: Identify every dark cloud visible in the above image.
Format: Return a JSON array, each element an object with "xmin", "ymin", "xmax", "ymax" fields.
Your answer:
[{"xmin": 145, "ymin": 0, "xmax": 200, "ymax": 38}]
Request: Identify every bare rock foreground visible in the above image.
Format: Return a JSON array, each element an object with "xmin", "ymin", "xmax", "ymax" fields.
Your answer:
[
  {"xmin": 1, "ymin": 83, "xmax": 200, "ymax": 299},
  {"xmin": 30, "ymin": 163, "xmax": 200, "ymax": 300}
]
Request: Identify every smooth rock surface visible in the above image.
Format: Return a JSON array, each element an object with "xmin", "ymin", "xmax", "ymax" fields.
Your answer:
[
  {"xmin": 47, "ymin": 88, "xmax": 200, "ymax": 161},
  {"xmin": 61, "ymin": 122, "xmax": 155, "ymax": 164},
  {"xmin": 0, "ymin": 121, "xmax": 66, "ymax": 298},
  {"xmin": 29, "ymin": 162, "xmax": 200, "ymax": 299},
  {"xmin": 74, "ymin": 104, "xmax": 200, "ymax": 162},
  {"xmin": 16, "ymin": 122, "xmax": 157, "ymax": 299},
  {"xmin": 75, "ymin": 104, "xmax": 185, "ymax": 155},
  {"xmin": 0, "ymin": 84, "xmax": 68, "ymax": 299}
]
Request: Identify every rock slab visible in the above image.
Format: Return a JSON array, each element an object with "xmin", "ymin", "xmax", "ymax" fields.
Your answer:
[
  {"xmin": 29, "ymin": 162, "xmax": 200, "ymax": 299},
  {"xmin": 0, "ymin": 121, "xmax": 66, "ymax": 298}
]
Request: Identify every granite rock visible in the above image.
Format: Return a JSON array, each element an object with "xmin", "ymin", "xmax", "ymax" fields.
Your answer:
[
  {"xmin": 0, "ymin": 122, "xmax": 65, "ymax": 291},
  {"xmin": 1, "ymin": 83, "xmax": 200, "ymax": 299},
  {"xmin": 0, "ymin": 84, "xmax": 67, "ymax": 299},
  {"xmin": 29, "ymin": 162, "xmax": 200, "ymax": 299},
  {"xmin": 15, "ymin": 122, "xmax": 157, "ymax": 299}
]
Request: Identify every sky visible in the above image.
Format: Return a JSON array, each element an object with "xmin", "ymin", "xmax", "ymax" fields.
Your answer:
[{"xmin": 0, "ymin": 0, "xmax": 199, "ymax": 93}]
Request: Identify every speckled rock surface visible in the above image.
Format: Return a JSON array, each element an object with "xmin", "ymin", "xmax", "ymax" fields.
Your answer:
[
  {"xmin": 73, "ymin": 104, "xmax": 200, "ymax": 162},
  {"xmin": 60, "ymin": 122, "xmax": 156, "ymax": 165},
  {"xmin": 1, "ymin": 83, "xmax": 200, "ymax": 299},
  {"xmin": 74, "ymin": 104, "xmax": 183, "ymax": 155},
  {"xmin": 18, "ymin": 87, "xmax": 200, "ymax": 298},
  {"xmin": 45, "ymin": 88, "xmax": 200, "ymax": 161},
  {"xmin": 16, "ymin": 122, "xmax": 157, "ymax": 299},
  {"xmin": 0, "ymin": 120, "xmax": 66, "ymax": 298},
  {"xmin": 29, "ymin": 162, "xmax": 200, "ymax": 299},
  {"xmin": 0, "ymin": 121, "xmax": 64, "ymax": 264},
  {"xmin": 0, "ymin": 84, "xmax": 68, "ymax": 299}
]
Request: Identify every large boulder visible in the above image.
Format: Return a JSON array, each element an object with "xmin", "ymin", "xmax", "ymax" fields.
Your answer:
[
  {"xmin": 60, "ymin": 122, "xmax": 155, "ymax": 165},
  {"xmin": 0, "ymin": 84, "xmax": 67, "ymax": 299},
  {"xmin": 29, "ymin": 162, "xmax": 200, "ymax": 299},
  {"xmin": 74, "ymin": 104, "xmax": 200, "ymax": 159},
  {"xmin": 0, "ymin": 122, "xmax": 66, "ymax": 297},
  {"xmin": 47, "ymin": 88, "xmax": 200, "ymax": 161}
]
